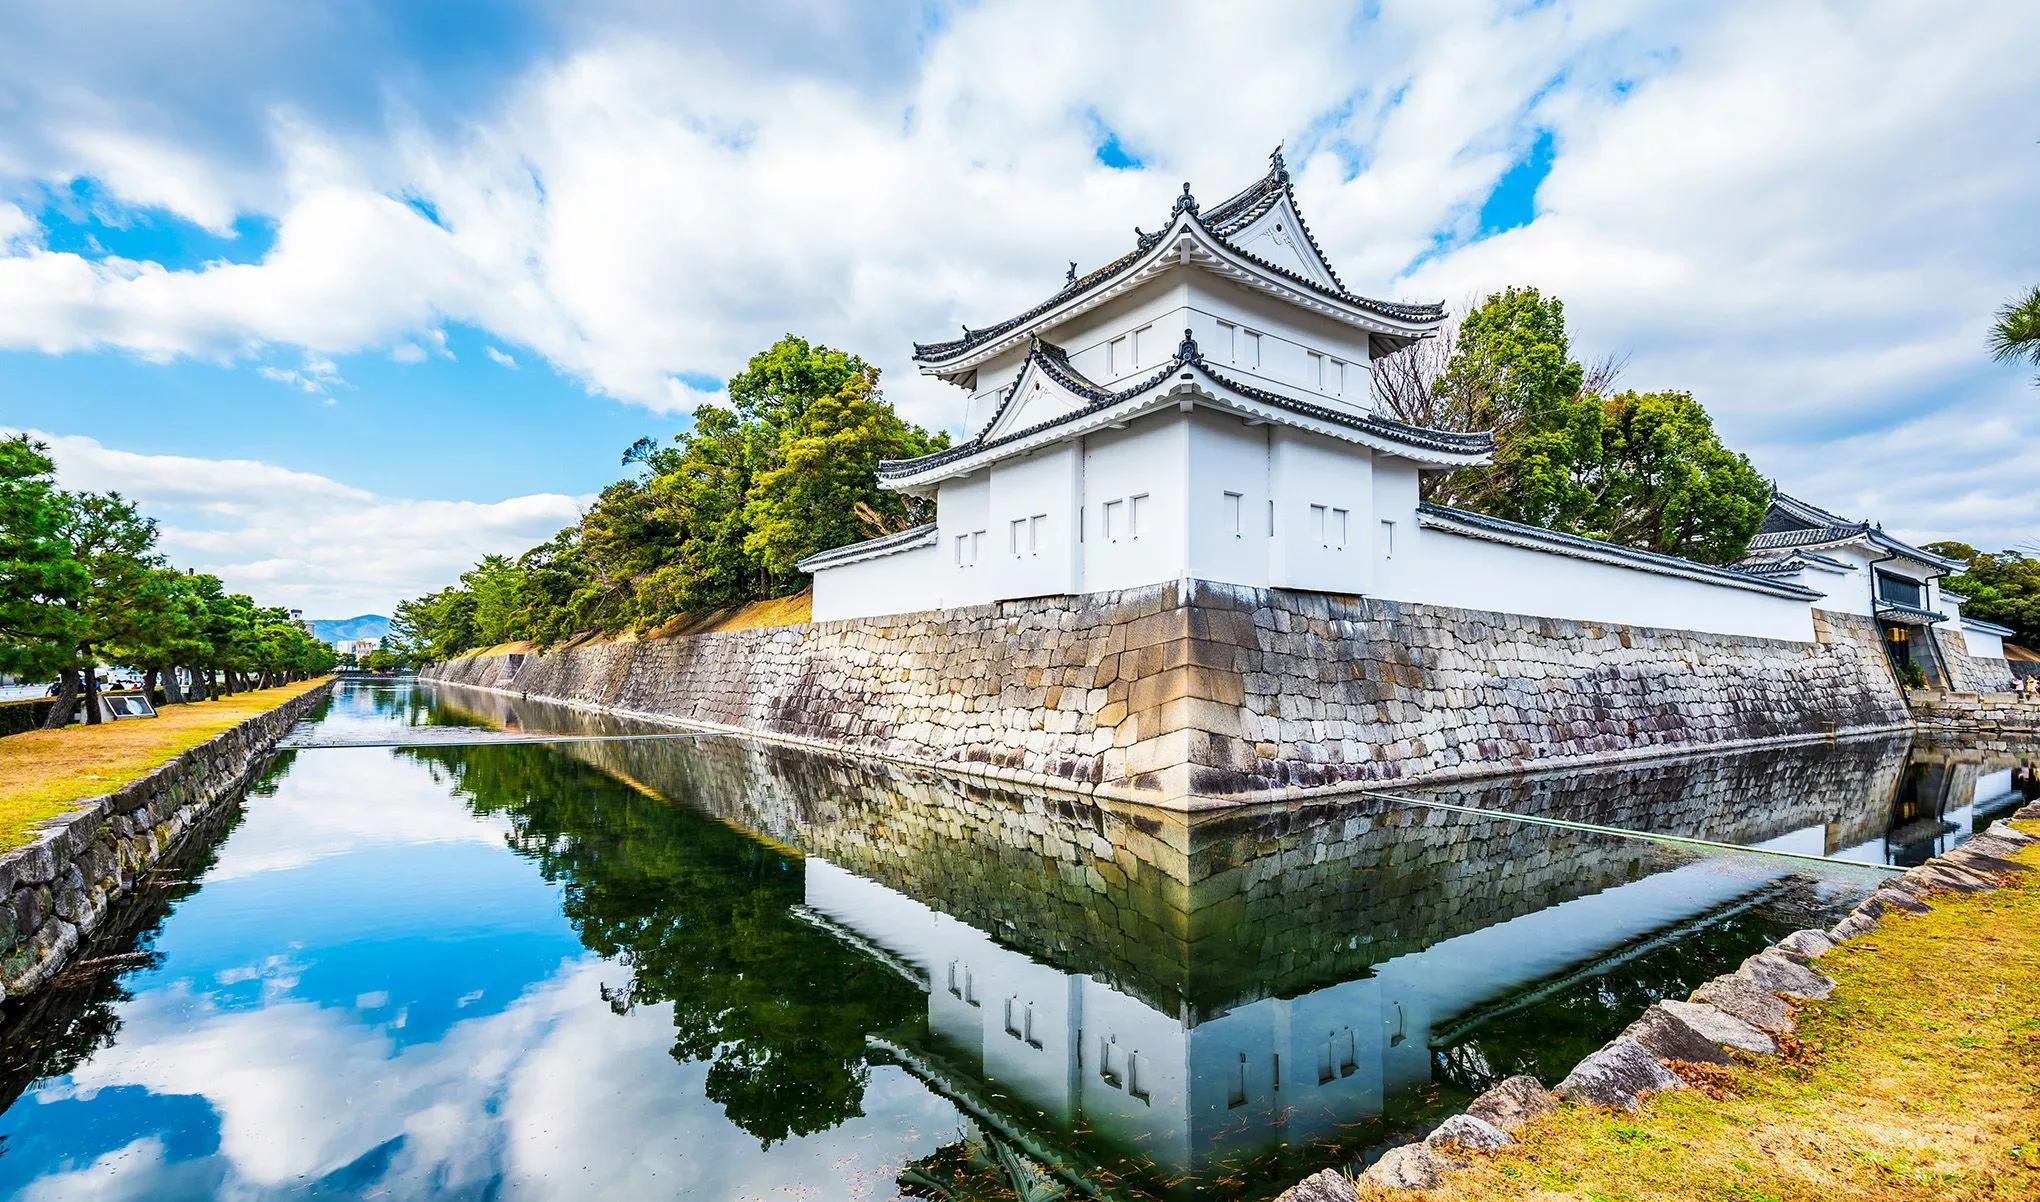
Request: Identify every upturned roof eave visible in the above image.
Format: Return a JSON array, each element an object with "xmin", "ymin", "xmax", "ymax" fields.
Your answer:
[
  {"xmin": 910, "ymin": 214, "xmax": 1443, "ymax": 378},
  {"xmin": 878, "ymin": 344, "xmax": 1491, "ymax": 491}
]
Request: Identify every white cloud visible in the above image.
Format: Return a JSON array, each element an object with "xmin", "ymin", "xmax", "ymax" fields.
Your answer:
[
  {"xmin": 0, "ymin": 1, "xmax": 2034, "ymax": 539},
  {"xmin": 15, "ymin": 430, "xmax": 586, "ymax": 616},
  {"xmin": 484, "ymin": 345, "xmax": 516, "ymax": 368}
]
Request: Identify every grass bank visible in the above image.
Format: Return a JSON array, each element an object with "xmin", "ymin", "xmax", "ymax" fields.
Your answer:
[
  {"xmin": 459, "ymin": 589, "xmax": 816, "ymax": 662},
  {"xmin": 0, "ymin": 679, "xmax": 329, "ymax": 851},
  {"xmin": 1359, "ymin": 818, "xmax": 2040, "ymax": 1202}
]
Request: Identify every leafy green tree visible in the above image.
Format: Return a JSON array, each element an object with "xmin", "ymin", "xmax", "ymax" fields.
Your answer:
[
  {"xmin": 726, "ymin": 334, "xmax": 873, "ymax": 435},
  {"xmin": 1923, "ymin": 542, "xmax": 2040, "ymax": 646},
  {"xmin": 1583, "ymin": 390, "xmax": 1770, "ymax": 564},
  {"xmin": 105, "ymin": 567, "xmax": 206, "ymax": 703},
  {"xmin": 743, "ymin": 371, "xmax": 945, "ymax": 583},
  {"xmin": 390, "ymin": 333, "xmax": 946, "ymax": 655},
  {"xmin": 462, "ymin": 555, "xmax": 527, "ymax": 649},
  {"xmin": 40, "ymin": 491, "xmax": 161, "ymax": 726},
  {"xmin": 1426, "ymin": 286, "xmax": 1602, "ymax": 528},
  {"xmin": 393, "ymin": 587, "xmax": 480, "ymax": 661},
  {"xmin": 1992, "ymin": 284, "xmax": 2040, "ymax": 383},
  {"xmin": 1395, "ymin": 286, "xmax": 1766, "ymax": 564},
  {"xmin": 0, "ymin": 436, "xmax": 86, "ymax": 688}
]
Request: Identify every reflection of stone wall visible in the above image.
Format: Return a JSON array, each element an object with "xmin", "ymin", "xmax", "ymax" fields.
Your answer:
[
  {"xmin": 1936, "ymin": 629, "xmax": 2017, "ymax": 694},
  {"xmin": 457, "ymin": 688, "xmax": 1907, "ymax": 1019},
  {"xmin": 1404, "ymin": 736, "xmax": 1911, "ymax": 853},
  {"xmin": 0, "ymin": 684, "xmax": 331, "ymax": 1000},
  {"xmin": 425, "ymin": 582, "xmax": 1908, "ymax": 809}
]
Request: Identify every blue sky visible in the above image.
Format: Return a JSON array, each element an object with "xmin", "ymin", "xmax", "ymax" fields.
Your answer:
[{"xmin": 1, "ymin": 1, "xmax": 2035, "ymax": 614}]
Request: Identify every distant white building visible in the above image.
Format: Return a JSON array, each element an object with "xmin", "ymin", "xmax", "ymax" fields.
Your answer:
[
  {"xmin": 1734, "ymin": 492, "xmax": 2013, "ymax": 688},
  {"xmin": 798, "ymin": 153, "xmax": 2011, "ymax": 686},
  {"xmin": 337, "ymin": 637, "xmax": 382, "ymax": 659}
]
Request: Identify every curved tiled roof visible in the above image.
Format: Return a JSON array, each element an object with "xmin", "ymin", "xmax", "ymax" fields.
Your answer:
[
  {"xmin": 793, "ymin": 523, "xmax": 938, "ymax": 572},
  {"xmin": 878, "ymin": 332, "xmax": 1492, "ymax": 484},
  {"xmin": 912, "ymin": 149, "xmax": 1443, "ymax": 365}
]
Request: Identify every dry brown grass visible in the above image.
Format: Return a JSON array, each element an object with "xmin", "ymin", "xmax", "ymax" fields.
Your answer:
[
  {"xmin": 1359, "ymin": 820, "xmax": 2040, "ymax": 1202},
  {"xmin": 646, "ymin": 588, "xmax": 813, "ymax": 636},
  {"xmin": 458, "ymin": 591, "xmax": 815, "ymax": 662},
  {"xmin": 0, "ymin": 679, "xmax": 329, "ymax": 851}
]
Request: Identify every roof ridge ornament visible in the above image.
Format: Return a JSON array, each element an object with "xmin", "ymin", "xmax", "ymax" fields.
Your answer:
[
  {"xmin": 1175, "ymin": 328, "xmax": 1201, "ymax": 363},
  {"xmin": 1066, "ymin": 260, "xmax": 1078, "ymax": 287},
  {"xmin": 1172, "ymin": 182, "xmax": 1199, "ymax": 218},
  {"xmin": 1270, "ymin": 145, "xmax": 1289, "ymax": 185}
]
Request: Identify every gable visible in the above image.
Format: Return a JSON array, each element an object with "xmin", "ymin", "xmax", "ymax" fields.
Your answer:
[
  {"xmin": 977, "ymin": 361, "xmax": 1095, "ymax": 443},
  {"xmin": 1222, "ymin": 194, "xmax": 1341, "ymax": 292}
]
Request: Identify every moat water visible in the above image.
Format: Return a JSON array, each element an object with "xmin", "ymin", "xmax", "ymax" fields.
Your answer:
[{"xmin": 0, "ymin": 681, "xmax": 2032, "ymax": 1199}]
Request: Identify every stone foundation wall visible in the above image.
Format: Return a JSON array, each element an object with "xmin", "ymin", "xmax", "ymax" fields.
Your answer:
[
  {"xmin": 0, "ymin": 684, "xmax": 330, "ymax": 1000},
  {"xmin": 1909, "ymin": 689, "xmax": 2040, "ymax": 735},
  {"xmin": 424, "ymin": 583, "xmax": 1908, "ymax": 808},
  {"xmin": 1934, "ymin": 628, "xmax": 2017, "ymax": 694}
]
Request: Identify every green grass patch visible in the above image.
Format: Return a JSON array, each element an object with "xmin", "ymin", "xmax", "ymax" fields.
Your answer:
[{"xmin": 1363, "ymin": 819, "xmax": 2040, "ymax": 1201}]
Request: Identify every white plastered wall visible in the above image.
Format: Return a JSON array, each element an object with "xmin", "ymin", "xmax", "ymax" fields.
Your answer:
[
  {"xmin": 1184, "ymin": 409, "xmax": 1272, "ymax": 588},
  {"xmin": 989, "ymin": 444, "xmax": 1083, "ymax": 601},
  {"xmin": 809, "ymin": 542, "xmax": 944, "ymax": 623},
  {"xmin": 1389, "ymin": 523, "xmax": 1817, "ymax": 641},
  {"xmin": 1267, "ymin": 425, "xmax": 1373, "ymax": 594},
  {"xmin": 1080, "ymin": 415, "xmax": 1190, "ymax": 592},
  {"xmin": 1963, "ymin": 624, "xmax": 2007, "ymax": 660}
]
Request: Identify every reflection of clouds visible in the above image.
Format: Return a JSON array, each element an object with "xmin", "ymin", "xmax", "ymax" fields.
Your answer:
[
  {"xmin": 204, "ymin": 749, "xmax": 513, "ymax": 882},
  {"xmin": 25, "ymin": 957, "xmax": 962, "ymax": 1198},
  {"xmin": 18, "ymin": 1136, "xmax": 226, "ymax": 1202}
]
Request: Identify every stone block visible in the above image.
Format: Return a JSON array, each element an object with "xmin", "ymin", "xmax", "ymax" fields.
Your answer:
[
  {"xmin": 1555, "ymin": 1036, "xmax": 1685, "ymax": 1110},
  {"xmin": 1464, "ymin": 1074, "xmax": 1556, "ymax": 1132},
  {"xmin": 1364, "ymin": 1144, "xmax": 1464, "ymax": 1190},
  {"xmin": 1775, "ymin": 928, "xmax": 1836, "ymax": 959},
  {"xmin": 1738, "ymin": 950, "xmax": 1834, "ymax": 1000},
  {"xmin": 1425, "ymin": 1112, "xmax": 1513, "ymax": 1150},
  {"xmin": 1624, "ymin": 1000, "xmax": 1777, "ymax": 1067}
]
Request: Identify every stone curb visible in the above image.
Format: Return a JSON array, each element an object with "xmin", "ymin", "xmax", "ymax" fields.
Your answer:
[
  {"xmin": 0, "ymin": 683, "xmax": 331, "ymax": 1002},
  {"xmin": 1303, "ymin": 806, "xmax": 2040, "ymax": 1197}
]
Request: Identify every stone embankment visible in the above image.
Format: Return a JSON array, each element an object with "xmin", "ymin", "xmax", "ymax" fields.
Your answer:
[
  {"xmin": 1908, "ymin": 689, "xmax": 2040, "ymax": 735},
  {"xmin": 424, "ymin": 581, "xmax": 1908, "ymax": 809},
  {"xmin": 1276, "ymin": 807, "xmax": 2040, "ymax": 1198},
  {"xmin": 0, "ymin": 683, "xmax": 329, "ymax": 1001}
]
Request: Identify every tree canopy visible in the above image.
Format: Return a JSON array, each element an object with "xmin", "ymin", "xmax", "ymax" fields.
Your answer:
[
  {"xmin": 393, "ymin": 335, "xmax": 944, "ymax": 660},
  {"xmin": 1922, "ymin": 542, "xmax": 2040, "ymax": 648},
  {"xmin": 1377, "ymin": 286, "xmax": 1770, "ymax": 564},
  {"xmin": 1991, "ymin": 284, "xmax": 2040, "ymax": 384},
  {"xmin": 0, "ymin": 434, "xmax": 335, "ymax": 726}
]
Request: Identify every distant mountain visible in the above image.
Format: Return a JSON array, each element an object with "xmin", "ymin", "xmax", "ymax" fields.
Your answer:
[{"xmin": 310, "ymin": 615, "xmax": 390, "ymax": 643}]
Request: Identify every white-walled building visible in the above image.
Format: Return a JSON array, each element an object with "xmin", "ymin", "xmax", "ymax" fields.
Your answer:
[
  {"xmin": 1733, "ymin": 492, "xmax": 2011, "ymax": 688},
  {"xmin": 799, "ymin": 154, "xmax": 2010, "ymax": 680}
]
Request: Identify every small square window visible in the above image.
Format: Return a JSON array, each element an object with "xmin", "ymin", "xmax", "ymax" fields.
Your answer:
[
  {"xmin": 1104, "ymin": 498, "xmax": 1125, "ymax": 541},
  {"xmin": 1129, "ymin": 494, "xmax": 1149, "ymax": 538},
  {"xmin": 1223, "ymin": 491, "xmax": 1243, "ymax": 536}
]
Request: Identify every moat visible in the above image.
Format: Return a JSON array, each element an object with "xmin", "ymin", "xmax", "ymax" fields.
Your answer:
[{"xmin": 0, "ymin": 681, "xmax": 2031, "ymax": 1199}]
